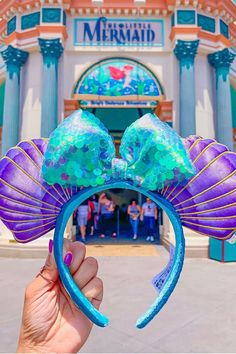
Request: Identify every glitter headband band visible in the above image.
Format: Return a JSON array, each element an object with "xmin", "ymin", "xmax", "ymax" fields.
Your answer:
[{"xmin": 0, "ymin": 109, "xmax": 235, "ymax": 329}]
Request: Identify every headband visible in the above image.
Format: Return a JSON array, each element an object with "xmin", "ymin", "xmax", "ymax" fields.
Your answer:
[{"xmin": 0, "ymin": 109, "xmax": 235, "ymax": 328}]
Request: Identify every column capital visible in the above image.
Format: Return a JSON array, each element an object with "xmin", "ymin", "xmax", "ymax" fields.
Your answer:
[
  {"xmin": 38, "ymin": 38, "xmax": 64, "ymax": 61},
  {"xmin": 1, "ymin": 45, "xmax": 29, "ymax": 71},
  {"xmin": 208, "ymin": 48, "xmax": 235, "ymax": 70},
  {"xmin": 174, "ymin": 40, "xmax": 200, "ymax": 64}
]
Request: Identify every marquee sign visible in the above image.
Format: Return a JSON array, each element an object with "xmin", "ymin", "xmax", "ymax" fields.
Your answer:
[{"xmin": 73, "ymin": 17, "xmax": 164, "ymax": 47}]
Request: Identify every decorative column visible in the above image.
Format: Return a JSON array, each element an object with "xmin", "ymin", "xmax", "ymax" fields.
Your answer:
[
  {"xmin": 1, "ymin": 45, "xmax": 28, "ymax": 154},
  {"xmin": 38, "ymin": 38, "xmax": 63, "ymax": 137},
  {"xmin": 208, "ymin": 49, "xmax": 235, "ymax": 151},
  {"xmin": 174, "ymin": 40, "xmax": 199, "ymax": 137}
]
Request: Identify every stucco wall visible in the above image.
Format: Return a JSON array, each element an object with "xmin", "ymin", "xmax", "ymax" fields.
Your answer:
[
  {"xmin": 21, "ymin": 52, "xmax": 42, "ymax": 140},
  {"xmin": 195, "ymin": 53, "xmax": 215, "ymax": 139}
]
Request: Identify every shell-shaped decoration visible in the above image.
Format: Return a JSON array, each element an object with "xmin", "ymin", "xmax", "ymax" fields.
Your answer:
[
  {"xmin": 0, "ymin": 139, "xmax": 76, "ymax": 243},
  {"xmin": 160, "ymin": 136, "xmax": 236, "ymax": 240}
]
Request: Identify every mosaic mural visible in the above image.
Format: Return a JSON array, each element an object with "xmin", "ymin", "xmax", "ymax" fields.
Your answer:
[{"xmin": 74, "ymin": 59, "xmax": 163, "ymax": 105}]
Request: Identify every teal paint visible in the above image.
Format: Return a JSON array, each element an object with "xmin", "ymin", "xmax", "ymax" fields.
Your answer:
[
  {"xmin": 231, "ymin": 85, "xmax": 236, "ymax": 128},
  {"xmin": 210, "ymin": 238, "xmax": 236, "ymax": 262},
  {"xmin": 0, "ymin": 46, "xmax": 28, "ymax": 154},
  {"xmin": 87, "ymin": 108, "xmax": 153, "ymax": 131},
  {"xmin": 174, "ymin": 40, "xmax": 199, "ymax": 137},
  {"xmin": 63, "ymin": 11, "xmax": 66, "ymax": 26},
  {"xmin": 224, "ymin": 240, "xmax": 236, "ymax": 262},
  {"xmin": 0, "ymin": 81, "xmax": 5, "ymax": 126},
  {"xmin": 38, "ymin": 38, "xmax": 63, "ymax": 137},
  {"xmin": 209, "ymin": 238, "xmax": 223, "ymax": 261},
  {"xmin": 208, "ymin": 49, "xmax": 235, "ymax": 150},
  {"xmin": 177, "ymin": 10, "xmax": 195, "ymax": 25},
  {"xmin": 42, "ymin": 8, "xmax": 61, "ymax": 23},
  {"xmin": 7, "ymin": 16, "xmax": 16, "ymax": 35},
  {"xmin": 21, "ymin": 12, "xmax": 40, "ymax": 30},
  {"xmin": 197, "ymin": 14, "xmax": 215, "ymax": 33},
  {"xmin": 220, "ymin": 20, "xmax": 229, "ymax": 39},
  {"xmin": 171, "ymin": 13, "xmax": 175, "ymax": 27}
]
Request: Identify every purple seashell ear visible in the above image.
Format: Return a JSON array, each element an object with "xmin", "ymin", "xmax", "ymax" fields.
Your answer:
[
  {"xmin": 0, "ymin": 135, "xmax": 235, "ymax": 243},
  {"xmin": 161, "ymin": 137, "xmax": 236, "ymax": 240},
  {"xmin": 0, "ymin": 139, "xmax": 76, "ymax": 243}
]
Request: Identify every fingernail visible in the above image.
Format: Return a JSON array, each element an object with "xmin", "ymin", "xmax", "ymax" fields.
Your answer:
[
  {"xmin": 64, "ymin": 252, "xmax": 73, "ymax": 266},
  {"xmin": 48, "ymin": 239, "xmax": 53, "ymax": 254}
]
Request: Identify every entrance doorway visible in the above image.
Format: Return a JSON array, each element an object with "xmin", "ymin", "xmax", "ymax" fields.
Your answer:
[
  {"xmin": 72, "ymin": 189, "xmax": 163, "ymax": 245},
  {"xmin": 68, "ymin": 57, "xmax": 165, "ymax": 244},
  {"xmin": 87, "ymin": 107, "xmax": 153, "ymax": 153}
]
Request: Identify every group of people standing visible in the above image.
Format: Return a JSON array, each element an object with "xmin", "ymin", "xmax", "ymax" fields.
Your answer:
[
  {"xmin": 128, "ymin": 197, "xmax": 159, "ymax": 241},
  {"xmin": 73, "ymin": 192, "xmax": 159, "ymax": 243},
  {"xmin": 74, "ymin": 193, "xmax": 116, "ymax": 243}
]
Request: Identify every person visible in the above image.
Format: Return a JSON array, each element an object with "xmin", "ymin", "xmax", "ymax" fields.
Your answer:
[
  {"xmin": 71, "ymin": 208, "xmax": 79, "ymax": 242},
  {"xmin": 88, "ymin": 194, "xmax": 99, "ymax": 236},
  {"xmin": 127, "ymin": 199, "xmax": 141, "ymax": 240},
  {"xmin": 87, "ymin": 197, "xmax": 95, "ymax": 236},
  {"xmin": 77, "ymin": 200, "xmax": 90, "ymax": 243},
  {"xmin": 17, "ymin": 239, "xmax": 103, "ymax": 353},
  {"xmin": 141, "ymin": 197, "xmax": 158, "ymax": 242},
  {"xmin": 98, "ymin": 192, "xmax": 116, "ymax": 238}
]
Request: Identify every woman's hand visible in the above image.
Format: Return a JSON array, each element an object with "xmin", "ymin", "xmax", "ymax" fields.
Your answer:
[{"xmin": 17, "ymin": 239, "xmax": 103, "ymax": 353}]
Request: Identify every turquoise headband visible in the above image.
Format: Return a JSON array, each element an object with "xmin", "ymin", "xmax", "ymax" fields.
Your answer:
[
  {"xmin": 43, "ymin": 109, "xmax": 192, "ymax": 328},
  {"xmin": 54, "ymin": 182, "xmax": 185, "ymax": 328}
]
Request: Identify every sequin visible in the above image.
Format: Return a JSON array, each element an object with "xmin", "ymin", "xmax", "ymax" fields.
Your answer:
[{"xmin": 42, "ymin": 110, "xmax": 195, "ymax": 190}]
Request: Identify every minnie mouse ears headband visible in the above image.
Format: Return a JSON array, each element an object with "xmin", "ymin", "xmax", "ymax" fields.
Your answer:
[{"xmin": 0, "ymin": 109, "xmax": 235, "ymax": 328}]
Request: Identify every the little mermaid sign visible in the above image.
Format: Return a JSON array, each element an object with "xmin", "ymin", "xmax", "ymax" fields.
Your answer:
[{"xmin": 74, "ymin": 17, "xmax": 164, "ymax": 47}]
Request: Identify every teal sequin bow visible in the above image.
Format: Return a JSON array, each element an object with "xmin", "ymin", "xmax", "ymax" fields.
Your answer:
[{"xmin": 42, "ymin": 109, "xmax": 195, "ymax": 190}]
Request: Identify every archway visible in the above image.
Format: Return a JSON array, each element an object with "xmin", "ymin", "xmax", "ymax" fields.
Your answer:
[
  {"xmin": 65, "ymin": 58, "xmax": 166, "ymax": 240},
  {"xmin": 71, "ymin": 57, "xmax": 165, "ymax": 136}
]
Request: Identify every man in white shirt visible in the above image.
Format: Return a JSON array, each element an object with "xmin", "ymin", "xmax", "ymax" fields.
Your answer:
[{"xmin": 141, "ymin": 197, "xmax": 158, "ymax": 242}]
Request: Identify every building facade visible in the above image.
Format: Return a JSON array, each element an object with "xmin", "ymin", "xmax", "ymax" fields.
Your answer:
[{"xmin": 0, "ymin": 0, "xmax": 235, "ymax": 254}]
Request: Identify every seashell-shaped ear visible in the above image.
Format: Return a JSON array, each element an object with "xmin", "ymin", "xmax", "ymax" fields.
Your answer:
[
  {"xmin": 0, "ymin": 139, "xmax": 75, "ymax": 243},
  {"xmin": 161, "ymin": 136, "xmax": 236, "ymax": 240}
]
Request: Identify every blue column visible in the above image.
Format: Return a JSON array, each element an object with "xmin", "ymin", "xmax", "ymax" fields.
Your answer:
[
  {"xmin": 1, "ymin": 45, "xmax": 28, "ymax": 154},
  {"xmin": 38, "ymin": 38, "xmax": 63, "ymax": 137},
  {"xmin": 208, "ymin": 49, "xmax": 235, "ymax": 151},
  {"xmin": 174, "ymin": 40, "xmax": 199, "ymax": 137}
]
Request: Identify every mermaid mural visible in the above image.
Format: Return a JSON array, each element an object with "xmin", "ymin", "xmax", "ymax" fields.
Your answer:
[
  {"xmin": 74, "ymin": 58, "xmax": 164, "ymax": 105},
  {"xmin": 0, "ymin": 109, "xmax": 235, "ymax": 329}
]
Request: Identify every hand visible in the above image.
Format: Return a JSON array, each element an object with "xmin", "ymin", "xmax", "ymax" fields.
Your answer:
[{"xmin": 17, "ymin": 239, "xmax": 103, "ymax": 353}]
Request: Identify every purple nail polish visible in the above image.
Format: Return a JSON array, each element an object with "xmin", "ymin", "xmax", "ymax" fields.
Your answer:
[
  {"xmin": 64, "ymin": 252, "xmax": 73, "ymax": 266},
  {"xmin": 48, "ymin": 239, "xmax": 53, "ymax": 254}
]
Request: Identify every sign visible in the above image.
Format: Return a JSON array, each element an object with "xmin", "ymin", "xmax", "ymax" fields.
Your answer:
[
  {"xmin": 74, "ymin": 17, "xmax": 164, "ymax": 47},
  {"xmin": 80, "ymin": 100, "xmax": 157, "ymax": 108}
]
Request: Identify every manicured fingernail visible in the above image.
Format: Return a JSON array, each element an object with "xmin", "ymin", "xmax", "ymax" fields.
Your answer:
[
  {"xmin": 64, "ymin": 252, "xmax": 73, "ymax": 266},
  {"xmin": 48, "ymin": 239, "xmax": 53, "ymax": 254}
]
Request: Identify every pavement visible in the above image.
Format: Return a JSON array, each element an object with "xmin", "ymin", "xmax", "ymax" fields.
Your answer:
[{"xmin": 0, "ymin": 245, "xmax": 236, "ymax": 353}]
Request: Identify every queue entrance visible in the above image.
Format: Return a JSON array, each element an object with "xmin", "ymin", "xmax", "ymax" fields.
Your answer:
[{"xmin": 72, "ymin": 189, "xmax": 162, "ymax": 245}]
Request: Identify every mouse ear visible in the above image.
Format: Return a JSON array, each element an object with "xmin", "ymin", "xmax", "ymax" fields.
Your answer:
[
  {"xmin": 0, "ymin": 139, "xmax": 76, "ymax": 243},
  {"xmin": 162, "ymin": 136, "xmax": 236, "ymax": 240}
]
